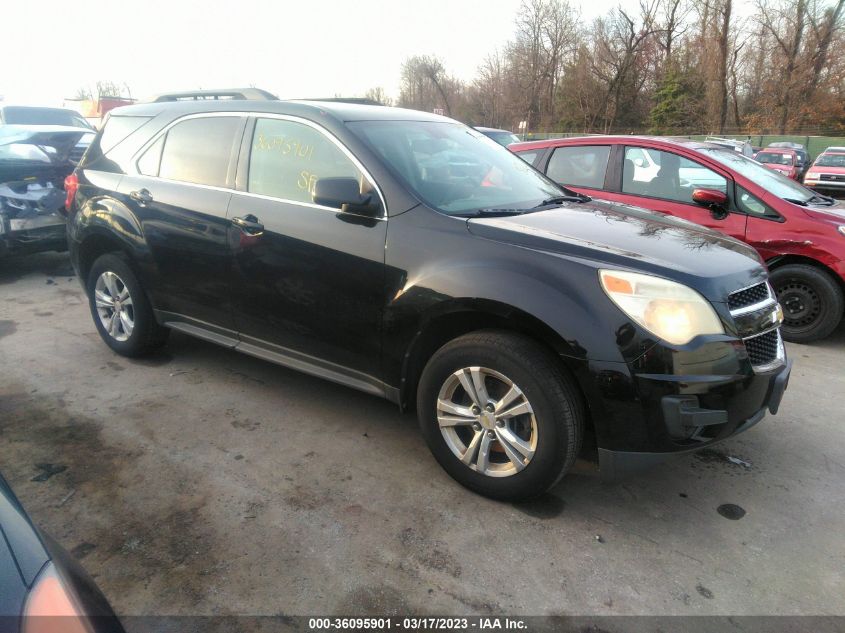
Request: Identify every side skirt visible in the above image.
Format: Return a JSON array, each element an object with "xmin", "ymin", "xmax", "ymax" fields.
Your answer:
[{"xmin": 155, "ymin": 311, "xmax": 400, "ymax": 404}]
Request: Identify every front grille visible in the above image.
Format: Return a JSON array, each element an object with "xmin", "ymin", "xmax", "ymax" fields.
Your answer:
[
  {"xmin": 728, "ymin": 283, "xmax": 770, "ymax": 311},
  {"xmin": 744, "ymin": 329, "xmax": 780, "ymax": 367},
  {"xmin": 821, "ymin": 174, "xmax": 844, "ymax": 182}
]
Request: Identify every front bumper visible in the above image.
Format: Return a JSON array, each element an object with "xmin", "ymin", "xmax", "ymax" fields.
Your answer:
[
  {"xmin": 597, "ymin": 358, "xmax": 791, "ymax": 479},
  {"xmin": 804, "ymin": 178, "xmax": 845, "ymax": 190}
]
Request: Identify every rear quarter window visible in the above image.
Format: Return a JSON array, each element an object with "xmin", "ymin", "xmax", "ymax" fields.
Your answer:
[
  {"xmin": 514, "ymin": 150, "xmax": 539, "ymax": 166},
  {"xmin": 80, "ymin": 115, "xmax": 152, "ymax": 172}
]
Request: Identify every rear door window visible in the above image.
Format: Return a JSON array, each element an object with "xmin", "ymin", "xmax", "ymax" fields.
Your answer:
[
  {"xmin": 158, "ymin": 116, "xmax": 242, "ymax": 187},
  {"xmin": 546, "ymin": 146, "xmax": 610, "ymax": 189}
]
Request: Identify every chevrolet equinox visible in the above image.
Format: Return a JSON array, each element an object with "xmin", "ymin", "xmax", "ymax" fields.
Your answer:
[{"xmin": 66, "ymin": 101, "xmax": 791, "ymax": 500}]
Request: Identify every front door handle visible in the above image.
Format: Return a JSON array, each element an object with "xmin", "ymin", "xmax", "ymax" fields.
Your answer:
[
  {"xmin": 231, "ymin": 214, "xmax": 264, "ymax": 236},
  {"xmin": 129, "ymin": 188, "xmax": 153, "ymax": 205}
]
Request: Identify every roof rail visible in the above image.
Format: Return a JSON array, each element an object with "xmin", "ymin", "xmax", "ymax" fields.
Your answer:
[
  {"xmin": 296, "ymin": 98, "xmax": 384, "ymax": 106},
  {"xmin": 147, "ymin": 88, "xmax": 279, "ymax": 103}
]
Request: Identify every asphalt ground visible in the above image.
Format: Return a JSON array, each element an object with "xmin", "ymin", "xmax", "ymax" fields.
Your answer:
[{"xmin": 1, "ymin": 252, "xmax": 843, "ymax": 619}]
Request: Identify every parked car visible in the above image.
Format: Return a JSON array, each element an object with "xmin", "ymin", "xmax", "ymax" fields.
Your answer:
[
  {"xmin": 475, "ymin": 126, "xmax": 521, "ymax": 147},
  {"xmin": 704, "ymin": 136, "xmax": 755, "ymax": 157},
  {"xmin": 803, "ymin": 147, "xmax": 845, "ymax": 194},
  {"xmin": 0, "ymin": 472, "xmax": 124, "ymax": 632},
  {"xmin": 0, "ymin": 125, "xmax": 94, "ymax": 258},
  {"xmin": 0, "ymin": 106, "xmax": 94, "ymax": 131},
  {"xmin": 67, "ymin": 102, "xmax": 789, "ymax": 500},
  {"xmin": 755, "ymin": 148, "xmax": 802, "ymax": 180},
  {"xmin": 767, "ymin": 141, "xmax": 811, "ymax": 179},
  {"xmin": 511, "ymin": 136, "xmax": 845, "ymax": 343}
]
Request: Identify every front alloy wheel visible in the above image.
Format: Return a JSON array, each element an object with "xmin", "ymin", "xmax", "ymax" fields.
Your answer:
[
  {"xmin": 437, "ymin": 367, "xmax": 538, "ymax": 477},
  {"xmin": 94, "ymin": 271, "xmax": 135, "ymax": 341},
  {"xmin": 417, "ymin": 330, "xmax": 584, "ymax": 501}
]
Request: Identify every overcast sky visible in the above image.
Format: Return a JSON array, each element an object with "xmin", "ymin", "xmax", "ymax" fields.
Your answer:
[{"xmin": 4, "ymin": 0, "xmax": 750, "ymax": 107}]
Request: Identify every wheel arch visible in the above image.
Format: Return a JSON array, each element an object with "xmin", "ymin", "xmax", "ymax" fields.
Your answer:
[
  {"xmin": 398, "ymin": 298, "xmax": 589, "ymax": 411},
  {"xmin": 766, "ymin": 254, "xmax": 845, "ymax": 295},
  {"xmin": 77, "ymin": 230, "xmax": 134, "ymax": 286}
]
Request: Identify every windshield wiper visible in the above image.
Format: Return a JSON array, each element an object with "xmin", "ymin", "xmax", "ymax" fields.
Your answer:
[
  {"xmin": 532, "ymin": 190, "xmax": 592, "ymax": 208},
  {"xmin": 806, "ymin": 193, "xmax": 836, "ymax": 206},
  {"xmin": 784, "ymin": 197, "xmax": 808, "ymax": 207},
  {"xmin": 454, "ymin": 208, "xmax": 530, "ymax": 218}
]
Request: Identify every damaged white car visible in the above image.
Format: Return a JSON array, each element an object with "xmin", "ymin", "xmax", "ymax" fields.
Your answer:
[{"xmin": 0, "ymin": 125, "xmax": 92, "ymax": 258}]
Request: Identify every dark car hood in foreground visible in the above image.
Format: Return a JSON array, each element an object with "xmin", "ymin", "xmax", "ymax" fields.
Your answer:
[
  {"xmin": 467, "ymin": 199, "xmax": 766, "ymax": 302},
  {"xmin": 0, "ymin": 474, "xmax": 49, "ymax": 616}
]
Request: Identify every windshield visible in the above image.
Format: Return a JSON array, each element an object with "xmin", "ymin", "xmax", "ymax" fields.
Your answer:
[
  {"xmin": 2, "ymin": 106, "xmax": 91, "ymax": 129},
  {"xmin": 701, "ymin": 148, "xmax": 816, "ymax": 202},
  {"xmin": 756, "ymin": 151, "xmax": 794, "ymax": 166},
  {"xmin": 348, "ymin": 120, "xmax": 563, "ymax": 214},
  {"xmin": 814, "ymin": 153, "xmax": 845, "ymax": 168}
]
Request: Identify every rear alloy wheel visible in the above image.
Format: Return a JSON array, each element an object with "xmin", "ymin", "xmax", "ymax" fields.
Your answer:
[
  {"xmin": 94, "ymin": 271, "xmax": 135, "ymax": 342},
  {"xmin": 770, "ymin": 264, "xmax": 844, "ymax": 343},
  {"xmin": 87, "ymin": 253, "xmax": 169, "ymax": 356},
  {"xmin": 418, "ymin": 330, "xmax": 583, "ymax": 501}
]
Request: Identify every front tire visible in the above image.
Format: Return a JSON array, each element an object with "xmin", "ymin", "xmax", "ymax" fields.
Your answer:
[
  {"xmin": 770, "ymin": 264, "xmax": 844, "ymax": 343},
  {"xmin": 87, "ymin": 253, "xmax": 169, "ymax": 357},
  {"xmin": 417, "ymin": 330, "xmax": 584, "ymax": 501}
]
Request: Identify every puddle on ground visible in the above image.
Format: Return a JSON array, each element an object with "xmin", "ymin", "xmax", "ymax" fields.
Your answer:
[
  {"xmin": 717, "ymin": 503, "xmax": 746, "ymax": 520},
  {"xmin": 0, "ymin": 320, "xmax": 17, "ymax": 339}
]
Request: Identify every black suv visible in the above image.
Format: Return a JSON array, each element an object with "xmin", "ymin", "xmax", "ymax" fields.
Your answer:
[{"xmin": 67, "ymin": 101, "xmax": 791, "ymax": 500}]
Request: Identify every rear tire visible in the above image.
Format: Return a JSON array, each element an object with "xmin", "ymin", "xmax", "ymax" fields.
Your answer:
[
  {"xmin": 87, "ymin": 253, "xmax": 169, "ymax": 357},
  {"xmin": 770, "ymin": 264, "xmax": 844, "ymax": 343},
  {"xmin": 417, "ymin": 330, "xmax": 584, "ymax": 501}
]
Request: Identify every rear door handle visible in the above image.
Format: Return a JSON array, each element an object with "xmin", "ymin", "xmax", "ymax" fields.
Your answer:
[
  {"xmin": 231, "ymin": 214, "xmax": 264, "ymax": 236},
  {"xmin": 129, "ymin": 188, "xmax": 153, "ymax": 204}
]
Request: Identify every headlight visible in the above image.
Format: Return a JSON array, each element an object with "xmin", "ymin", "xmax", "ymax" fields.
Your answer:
[
  {"xmin": 806, "ymin": 172, "xmax": 819, "ymax": 180},
  {"xmin": 599, "ymin": 270, "xmax": 725, "ymax": 345}
]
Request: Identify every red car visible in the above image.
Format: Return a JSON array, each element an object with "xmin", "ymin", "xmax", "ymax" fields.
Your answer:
[
  {"xmin": 511, "ymin": 136, "xmax": 845, "ymax": 342},
  {"xmin": 754, "ymin": 148, "xmax": 801, "ymax": 180},
  {"xmin": 804, "ymin": 147, "xmax": 845, "ymax": 194}
]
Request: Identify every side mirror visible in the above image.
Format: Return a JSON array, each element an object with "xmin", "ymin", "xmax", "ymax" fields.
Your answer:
[
  {"xmin": 312, "ymin": 177, "xmax": 378, "ymax": 215},
  {"xmin": 692, "ymin": 188, "xmax": 729, "ymax": 219}
]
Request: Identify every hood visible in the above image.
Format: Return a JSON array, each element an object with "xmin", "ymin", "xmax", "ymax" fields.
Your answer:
[
  {"xmin": 466, "ymin": 199, "xmax": 767, "ymax": 302},
  {"xmin": 808, "ymin": 165, "xmax": 845, "ymax": 174},
  {"xmin": 0, "ymin": 472, "xmax": 49, "ymax": 586},
  {"xmin": 763, "ymin": 163, "xmax": 794, "ymax": 173},
  {"xmin": 0, "ymin": 124, "xmax": 92, "ymax": 165},
  {"xmin": 802, "ymin": 202, "xmax": 845, "ymax": 223}
]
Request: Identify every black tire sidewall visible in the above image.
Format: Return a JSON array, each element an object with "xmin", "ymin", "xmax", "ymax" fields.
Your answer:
[
  {"xmin": 417, "ymin": 335, "xmax": 578, "ymax": 500},
  {"xmin": 87, "ymin": 253, "xmax": 157, "ymax": 356},
  {"xmin": 771, "ymin": 265, "xmax": 844, "ymax": 343}
]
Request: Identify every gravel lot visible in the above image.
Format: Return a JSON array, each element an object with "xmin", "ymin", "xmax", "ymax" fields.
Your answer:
[{"xmin": 1, "ymin": 252, "xmax": 843, "ymax": 617}]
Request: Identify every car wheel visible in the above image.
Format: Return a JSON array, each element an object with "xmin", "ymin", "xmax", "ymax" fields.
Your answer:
[
  {"xmin": 417, "ymin": 330, "xmax": 583, "ymax": 501},
  {"xmin": 87, "ymin": 253, "xmax": 169, "ymax": 356},
  {"xmin": 770, "ymin": 264, "xmax": 844, "ymax": 343}
]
